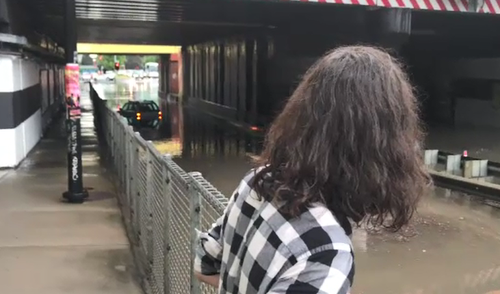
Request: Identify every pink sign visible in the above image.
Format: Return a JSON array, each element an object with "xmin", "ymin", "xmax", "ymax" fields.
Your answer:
[{"xmin": 65, "ymin": 63, "xmax": 81, "ymax": 119}]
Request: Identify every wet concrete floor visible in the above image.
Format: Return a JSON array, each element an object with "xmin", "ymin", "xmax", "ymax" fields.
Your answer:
[
  {"xmin": 0, "ymin": 89, "xmax": 141, "ymax": 294},
  {"xmin": 96, "ymin": 79, "xmax": 500, "ymax": 294}
]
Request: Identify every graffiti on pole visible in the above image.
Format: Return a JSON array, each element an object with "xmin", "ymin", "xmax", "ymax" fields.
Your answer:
[{"xmin": 64, "ymin": 63, "xmax": 82, "ymax": 190}]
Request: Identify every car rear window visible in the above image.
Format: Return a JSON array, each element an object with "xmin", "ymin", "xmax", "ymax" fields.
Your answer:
[
  {"xmin": 122, "ymin": 103, "xmax": 136, "ymax": 111},
  {"xmin": 139, "ymin": 103, "xmax": 159, "ymax": 111}
]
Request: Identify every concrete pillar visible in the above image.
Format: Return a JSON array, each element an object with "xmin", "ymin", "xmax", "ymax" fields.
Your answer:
[
  {"xmin": 468, "ymin": 0, "xmax": 481, "ymax": 12},
  {"xmin": 366, "ymin": 8, "xmax": 411, "ymax": 52},
  {"xmin": 0, "ymin": 0, "xmax": 10, "ymax": 33},
  {"xmin": 0, "ymin": 54, "xmax": 42, "ymax": 168},
  {"xmin": 180, "ymin": 46, "xmax": 188, "ymax": 103},
  {"xmin": 249, "ymin": 40, "xmax": 258, "ymax": 126},
  {"xmin": 237, "ymin": 40, "xmax": 247, "ymax": 122},
  {"xmin": 0, "ymin": 0, "xmax": 65, "ymax": 169},
  {"xmin": 432, "ymin": 70, "xmax": 454, "ymax": 126},
  {"xmin": 64, "ymin": 0, "xmax": 77, "ymax": 63},
  {"xmin": 158, "ymin": 54, "xmax": 170, "ymax": 98}
]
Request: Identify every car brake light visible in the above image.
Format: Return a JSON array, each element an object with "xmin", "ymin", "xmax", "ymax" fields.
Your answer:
[{"xmin": 250, "ymin": 126, "xmax": 259, "ymax": 131}]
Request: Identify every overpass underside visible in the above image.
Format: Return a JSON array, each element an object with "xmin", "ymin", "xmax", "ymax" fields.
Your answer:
[{"xmin": 2, "ymin": 0, "xmax": 500, "ymax": 167}]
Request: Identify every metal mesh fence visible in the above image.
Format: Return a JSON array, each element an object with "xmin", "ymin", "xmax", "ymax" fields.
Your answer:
[
  {"xmin": 190, "ymin": 173, "xmax": 229, "ymax": 294},
  {"xmin": 89, "ymin": 84, "xmax": 227, "ymax": 294}
]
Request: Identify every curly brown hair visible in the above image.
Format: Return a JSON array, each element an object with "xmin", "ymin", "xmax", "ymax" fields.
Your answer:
[{"xmin": 252, "ymin": 46, "xmax": 431, "ymax": 231}]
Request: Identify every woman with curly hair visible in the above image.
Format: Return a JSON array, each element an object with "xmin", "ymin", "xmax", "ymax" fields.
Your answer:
[{"xmin": 194, "ymin": 46, "xmax": 430, "ymax": 294}]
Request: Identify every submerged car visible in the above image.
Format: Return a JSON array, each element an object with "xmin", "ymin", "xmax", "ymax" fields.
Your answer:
[
  {"xmin": 132, "ymin": 70, "xmax": 145, "ymax": 80},
  {"xmin": 118, "ymin": 100, "xmax": 162, "ymax": 128},
  {"xmin": 106, "ymin": 71, "xmax": 116, "ymax": 81},
  {"xmin": 81, "ymin": 72, "xmax": 93, "ymax": 82}
]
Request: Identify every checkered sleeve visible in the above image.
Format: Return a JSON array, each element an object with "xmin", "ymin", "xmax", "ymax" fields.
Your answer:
[
  {"xmin": 194, "ymin": 187, "xmax": 239, "ymax": 276},
  {"xmin": 267, "ymin": 249, "xmax": 354, "ymax": 294}
]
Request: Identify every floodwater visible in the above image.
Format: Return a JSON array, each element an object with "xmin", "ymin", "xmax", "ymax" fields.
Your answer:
[
  {"xmin": 426, "ymin": 126, "xmax": 500, "ymax": 162},
  {"xmin": 94, "ymin": 79, "xmax": 500, "ymax": 294}
]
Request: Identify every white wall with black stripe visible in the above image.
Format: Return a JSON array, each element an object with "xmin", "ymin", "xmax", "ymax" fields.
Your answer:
[{"xmin": 0, "ymin": 53, "xmax": 64, "ymax": 168}]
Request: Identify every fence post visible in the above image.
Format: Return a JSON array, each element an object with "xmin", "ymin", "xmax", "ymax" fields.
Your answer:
[
  {"xmin": 188, "ymin": 172, "xmax": 202, "ymax": 294},
  {"xmin": 162, "ymin": 155, "xmax": 173, "ymax": 294},
  {"xmin": 119, "ymin": 127, "xmax": 124, "ymax": 187},
  {"xmin": 122, "ymin": 128, "xmax": 127, "ymax": 187},
  {"xmin": 145, "ymin": 144, "xmax": 154, "ymax": 280},
  {"xmin": 117, "ymin": 124, "xmax": 123, "ymax": 188},
  {"xmin": 109, "ymin": 113, "xmax": 113, "ymax": 162},
  {"xmin": 124, "ymin": 130, "xmax": 129, "ymax": 199},
  {"xmin": 107, "ymin": 110, "xmax": 111, "ymax": 151},
  {"xmin": 114, "ymin": 116, "xmax": 119, "ymax": 170},
  {"xmin": 125, "ymin": 127, "xmax": 134, "ymax": 220},
  {"xmin": 131, "ymin": 135, "xmax": 140, "ymax": 243}
]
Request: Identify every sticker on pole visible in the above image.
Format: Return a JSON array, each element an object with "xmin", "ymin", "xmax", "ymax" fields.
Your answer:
[{"xmin": 65, "ymin": 63, "xmax": 81, "ymax": 120}]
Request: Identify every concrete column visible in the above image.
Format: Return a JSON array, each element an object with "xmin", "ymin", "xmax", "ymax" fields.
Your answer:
[
  {"xmin": 468, "ymin": 0, "xmax": 480, "ymax": 12},
  {"xmin": 366, "ymin": 8, "xmax": 412, "ymax": 52},
  {"xmin": 180, "ymin": 46, "xmax": 188, "ymax": 103},
  {"xmin": 237, "ymin": 40, "xmax": 247, "ymax": 122},
  {"xmin": 249, "ymin": 40, "xmax": 258, "ymax": 126},
  {"xmin": 0, "ymin": 54, "xmax": 42, "ymax": 168},
  {"xmin": 0, "ymin": 0, "xmax": 10, "ymax": 33},
  {"xmin": 158, "ymin": 54, "xmax": 170, "ymax": 97},
  {"xmin": 432, "ymin": 71, "xmax": 454, "ymax": 126},
  {"xmin": 64, "ymin": 0, "xmax": 77, "ymax": 63}
]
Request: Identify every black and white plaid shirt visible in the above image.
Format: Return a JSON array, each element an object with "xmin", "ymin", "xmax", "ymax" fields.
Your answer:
[{"xmin": 194, "ymin": 169, "xmax": 355, "ymax": 294}]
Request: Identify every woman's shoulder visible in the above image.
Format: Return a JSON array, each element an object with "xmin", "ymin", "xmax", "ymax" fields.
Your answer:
[
  {"xmin": 232, "ymin": 168, "xmax": 353, "ymax": 256},
  {"xmin": 230, "ymin": 167, "xmax": 266, "ymax": 201},
  {"xmin": 248, "ymin": 200, "xmax": 353, "ymax": 259},
  {"xmin": 284, "ymin": 204, "xmax": 353, "ymax": 257}
]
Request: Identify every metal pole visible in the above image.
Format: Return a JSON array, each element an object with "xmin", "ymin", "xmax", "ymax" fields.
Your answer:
[
  {"xmin": 62, "ymin": 0, "xmax": 88, "ymax": 203},
  {"xmin": 188, "ymin": 173, "xmax": 202, "ymax": 294}
]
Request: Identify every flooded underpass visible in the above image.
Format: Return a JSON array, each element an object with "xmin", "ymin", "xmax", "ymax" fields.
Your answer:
[{"xmin": 93, "ymin": 80, "xmax": 500, "ymax": 294}]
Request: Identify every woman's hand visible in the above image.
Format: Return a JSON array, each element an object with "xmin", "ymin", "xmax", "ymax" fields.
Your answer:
[{"xmin": 194, "ymin": 272, "xmax": 220, "ymax": 288}]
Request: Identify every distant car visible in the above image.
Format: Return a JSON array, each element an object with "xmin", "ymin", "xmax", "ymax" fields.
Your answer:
[
  {"xmin": 118, "ymin": 100, "xmax": 162, "ymax": 128},
  {"xmin": 81, "ymin": 72, "xmax": 92, "ymax": 82},
  {"xmin": 106, "ymin": 71, "xmax": 116, "ymax": 81},
  {"xmin": 94, "ymin": 74, "xmax": 106, "ymax": 82},
  {"xmin": 147, "ymin": 71, "xmax": 159, "ymax": 78},
  {"xmin": 132, "ymin": 70, "xmax": 145, "ymax": 80}
]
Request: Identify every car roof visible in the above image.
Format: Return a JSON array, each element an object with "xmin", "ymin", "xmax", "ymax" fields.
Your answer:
[{"xmin": 123, "ymin": 100, "xmax": 158, "ymax": 106}]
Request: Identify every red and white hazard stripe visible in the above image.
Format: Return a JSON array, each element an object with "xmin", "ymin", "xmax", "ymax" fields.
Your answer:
[
  {"xmin": 479, "ymin": 0, "xmax": 500, "ymax": 13},
  {"xmin": 377, "ymin": 0, "xmax": 468, "ymax": 11},
  {"xmin": 289, "ymin": 0, "xmax": 500, "ymax": 14},
  {"xmin": 297, "ymin": 0, "xmax": 377, "ymax": 6}
]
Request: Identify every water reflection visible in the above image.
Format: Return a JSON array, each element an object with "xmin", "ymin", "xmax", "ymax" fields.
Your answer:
[
  {"xmin": 151, "ymin": 101, "xmax": 183, "ymax": 157},
  {"xmin": 96, "ymin": 79, "xmax": 159, "ymax": 110},
  {"xmin": 92, "ymin": 80, "xmax": 500, "ymax": 294},
  {"xmin": 167, "ymin": 104, "xmax": 263, "ymax": 194}
]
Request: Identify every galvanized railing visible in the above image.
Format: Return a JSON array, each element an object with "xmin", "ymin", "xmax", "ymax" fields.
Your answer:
[{"xmin": 89, "ymin": 84, "xmax": 227, "ymax": 294}]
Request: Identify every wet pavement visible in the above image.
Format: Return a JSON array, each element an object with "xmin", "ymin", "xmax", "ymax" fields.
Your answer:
[
  {"xmin": 0, "ymin": 90, "xmax": 141, "ymax": 294},
  {"xmin": 95, "ymin": 79, "xmax": 500, "ymax": 294}
]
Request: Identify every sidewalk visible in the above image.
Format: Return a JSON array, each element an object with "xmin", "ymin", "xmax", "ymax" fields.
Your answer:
[{"xmin": 0, "ymin": 100, "xmax": 142, "ymax": 293}]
